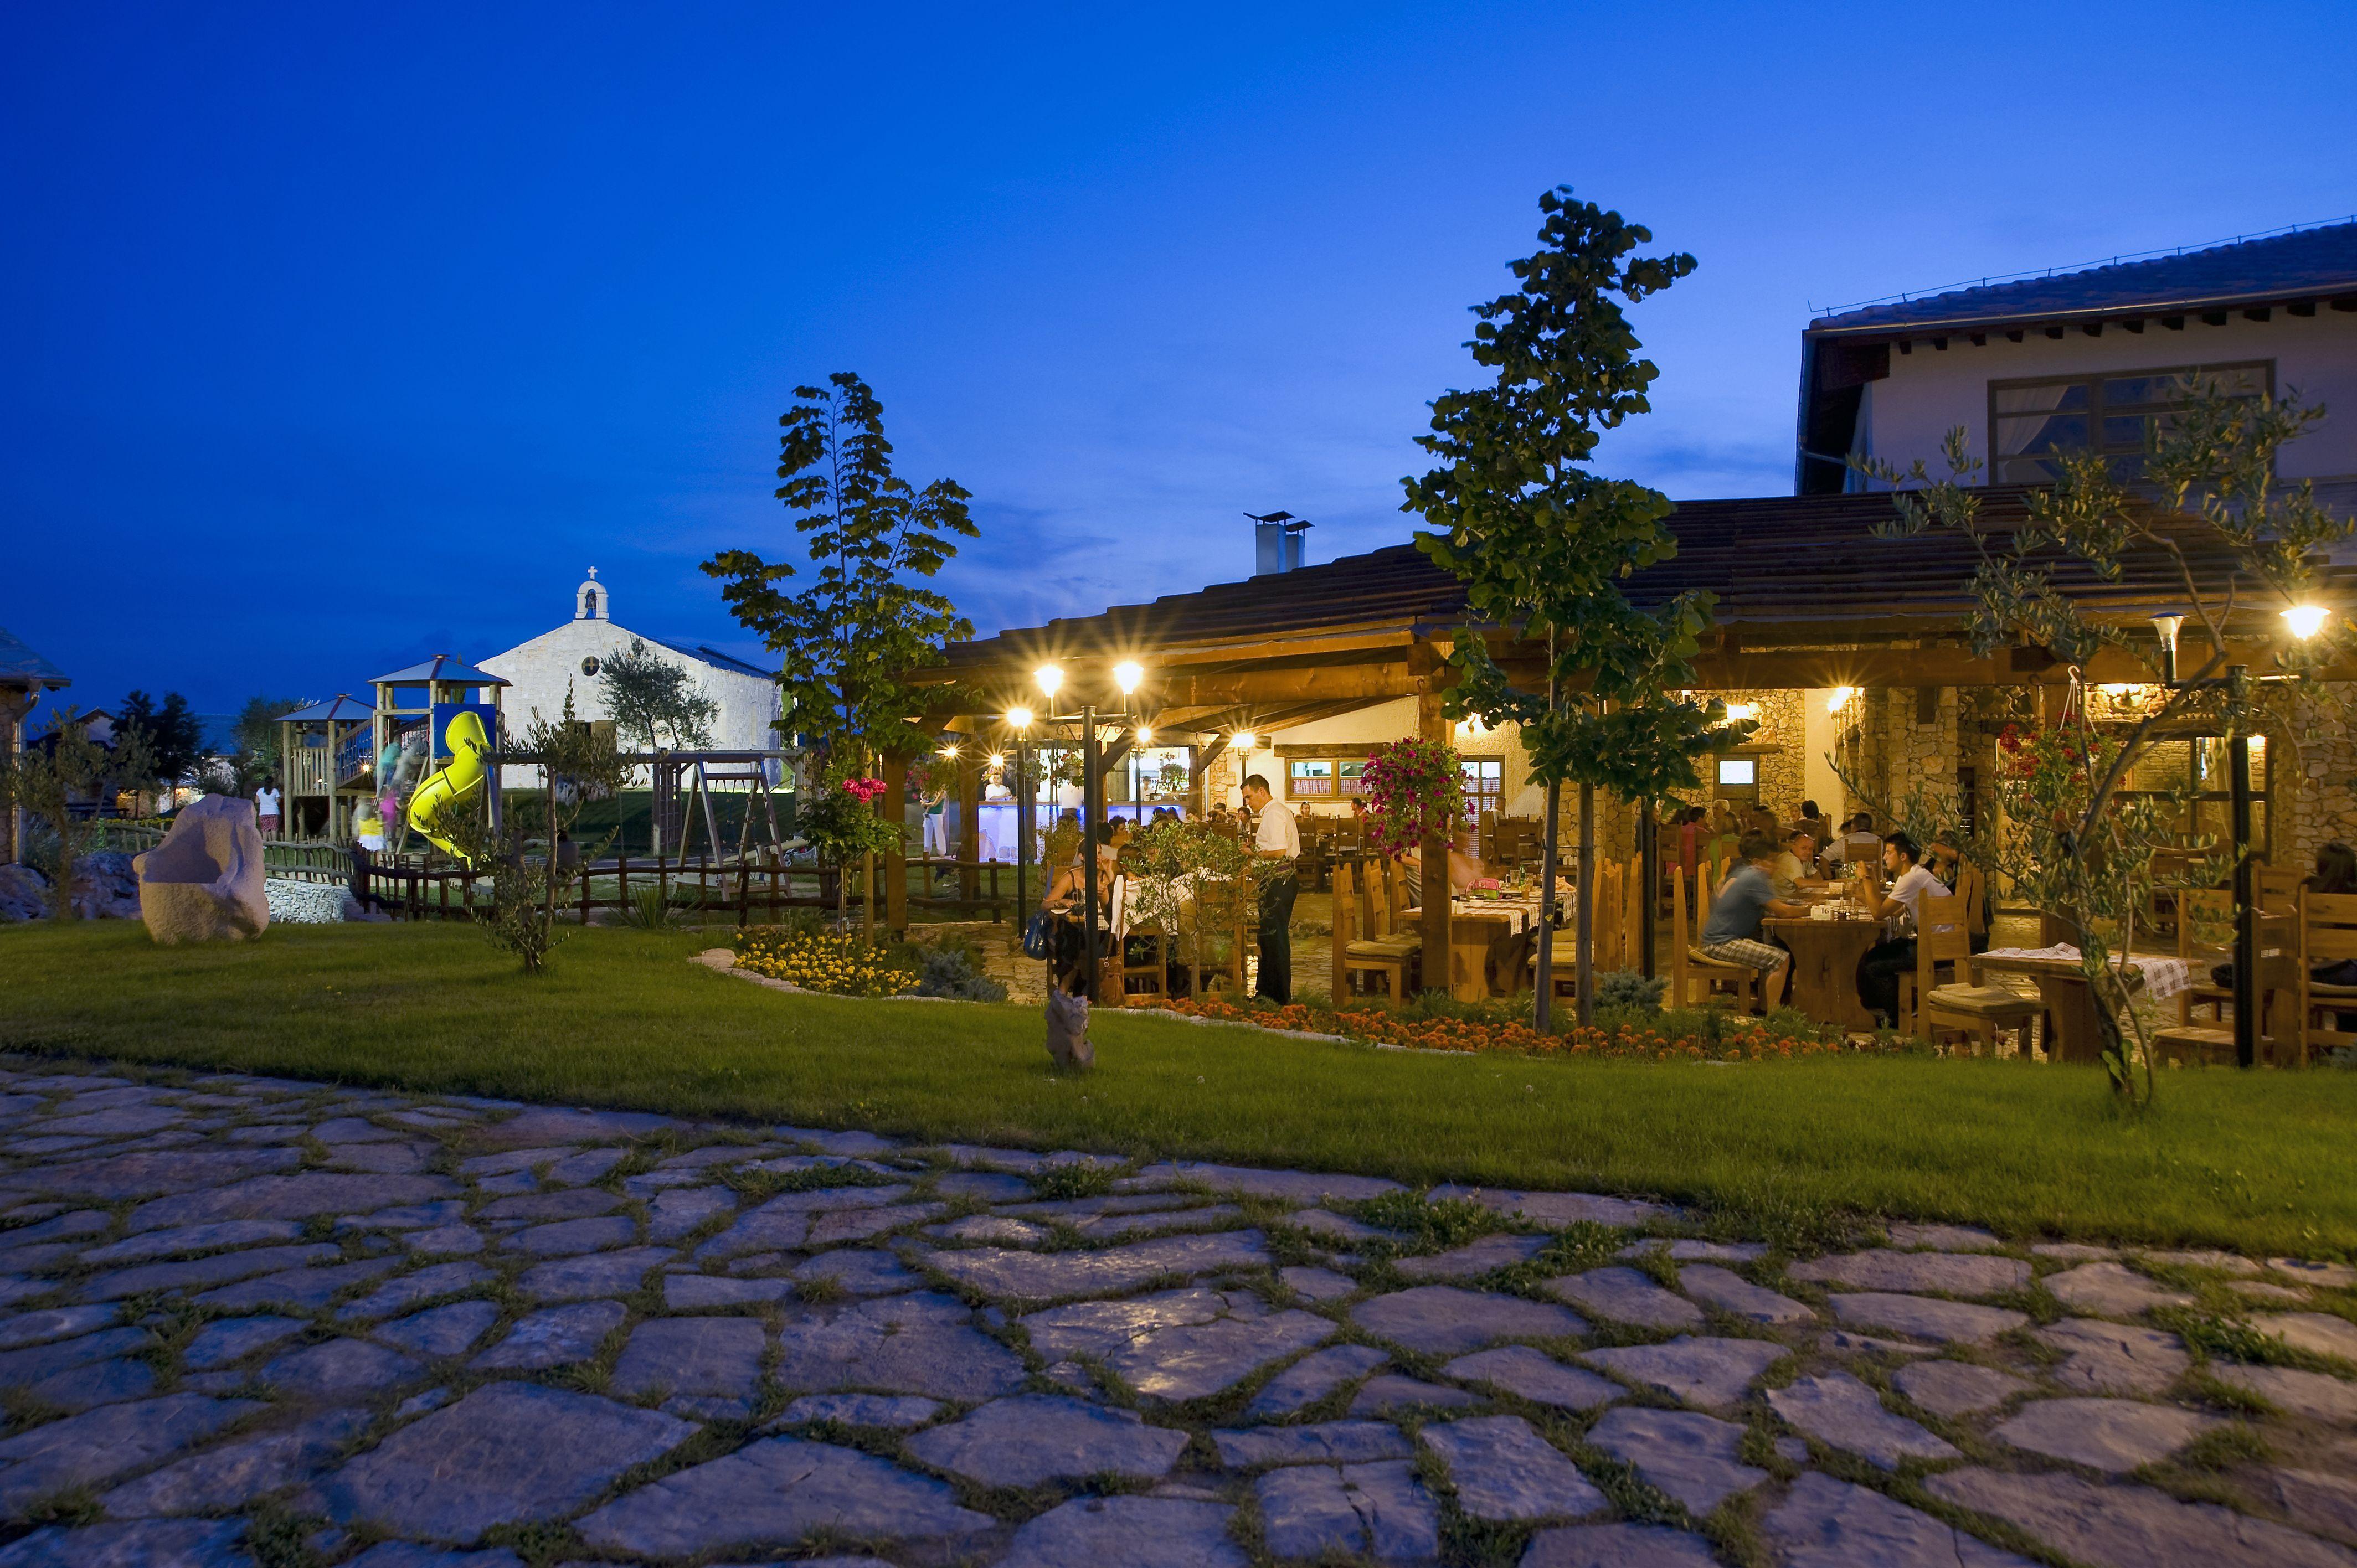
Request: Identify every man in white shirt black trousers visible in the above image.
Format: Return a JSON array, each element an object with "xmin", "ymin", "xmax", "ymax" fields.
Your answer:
[
  {"xmin": 1855, "ymin": 831, "xmax": 1949, "ymax": 1028},
  {"xmin": 1241, "ymin": 775, "xmax": 1300, "ymax": 1004}
]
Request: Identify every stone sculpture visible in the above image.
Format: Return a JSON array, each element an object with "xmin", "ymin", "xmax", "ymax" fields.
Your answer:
[{"xmin": 134, "ymin": 795, "xmax": 269, "ymax": 943}]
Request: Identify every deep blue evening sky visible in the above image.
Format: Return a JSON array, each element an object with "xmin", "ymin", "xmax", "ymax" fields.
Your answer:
[{"xmin": 7, "ymin": 3, "xmax": 2355, "ymax": 715}]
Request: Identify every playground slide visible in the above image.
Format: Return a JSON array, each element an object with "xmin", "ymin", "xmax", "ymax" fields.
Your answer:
[{"xmin": 406, "ymin": 709, "xmax": 491, "ymax": 861}]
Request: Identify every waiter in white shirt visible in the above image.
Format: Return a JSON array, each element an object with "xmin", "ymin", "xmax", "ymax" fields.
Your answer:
[{"xmin": 1239, "ymin": 774, "xmax": 1301, "ymax": 1003}]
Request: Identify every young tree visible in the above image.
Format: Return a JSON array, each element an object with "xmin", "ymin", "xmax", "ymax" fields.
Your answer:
[
  {"xmin": 1402, "ymin": 187, "xmax": 1739, "ymax": 1027},
  {"xmin": 598, "ymin": 638, "xmax": 719, "ymax": 751},
  {"xmin": 116, "ymin": 690, "xmax": 207, "ymax": 797},
  {"xmin": 1854, "ymin": 382, "xmax": 2353, "ymax": 1101},
  {"xmin": 703, "ymin": 373, "xmax": 979, "ymax": 940},
  {"xmin": 0, "ymin": 708, "xmax": 156, "ymax": 918},
  {"xmin": 229, "ymin": 695, "xmax": 307, "ymax": 792}
]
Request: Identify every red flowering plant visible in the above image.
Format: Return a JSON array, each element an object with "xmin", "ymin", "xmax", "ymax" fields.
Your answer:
[{"xmin": 1358, "ymin": 736, "xmax": 1464, "ymax": 859}]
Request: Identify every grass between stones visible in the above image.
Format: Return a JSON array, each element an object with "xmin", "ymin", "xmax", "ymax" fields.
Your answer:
[{"xmin": 6, "ymin": 920, "xmax": 2357, "ymax": 1256}]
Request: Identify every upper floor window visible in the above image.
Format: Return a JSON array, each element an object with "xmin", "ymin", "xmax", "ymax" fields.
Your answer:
[{"xmin": 1988, "ymin": 360, "xmax": 2271, "ymax": 484}]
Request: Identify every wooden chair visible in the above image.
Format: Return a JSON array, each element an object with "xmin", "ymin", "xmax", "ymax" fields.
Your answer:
[
  {"xmin": 2175, "ymin": 888, "xmax": 2235, "ymax": 1024},
  {"xmin": 1671, "ymin": 866, "xmax": 1758, "ymax": 1012},
  {"xmin": 1334, "ymin": 860, "xmax": 1418, "ymax": 1001},
  {"xmin": 2301, "ymin": 890, "xmax": 2357, "ymax": 1065},
  {"xmin": 2152, "ymin": 911, "xmax": 2301, "ymax": 1066},
  {"xmin": 1954, "ymin": 862, "xmax": 1989, "ymax": 948},
  {"xmin": 1110, "ymin": 876, "xmax": 1169, "ymax": 1007},
  {"xmin": 1905, "ymin": 913, "xmax": 2040, "ymax": 1055}
]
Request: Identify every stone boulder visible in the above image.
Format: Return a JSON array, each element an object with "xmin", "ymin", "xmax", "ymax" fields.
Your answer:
[
  {"xmin": 134, "ymin": 798, "xmax": 269, "ymax": 943},
  {"xmin": 0, "ymin": 863, "xmax": 47, "ymax": 922},
  {"xmin": 72, "ymin": 852, "xmax": 143, "ymax": 919}
]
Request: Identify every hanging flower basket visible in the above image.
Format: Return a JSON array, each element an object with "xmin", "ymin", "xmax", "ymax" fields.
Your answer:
[{"xmin": 1358, "ymin": 736, "xmax": 1465, "ymax": 858}]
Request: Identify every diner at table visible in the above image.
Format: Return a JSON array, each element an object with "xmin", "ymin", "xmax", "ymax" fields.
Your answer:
[
  {"xmin": 1698, "ymin": 834, "xmax": 1811, "ymax": 1009},
  {"xmin": 1852, "ymin": 831, "xmax": 1951, "ymax": 1029}
]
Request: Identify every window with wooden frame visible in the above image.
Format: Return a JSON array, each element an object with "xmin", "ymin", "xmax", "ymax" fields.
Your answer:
[
  {"xmin": 1459, "ymin": 757, "xmax": 1504, "ymax": 821},
  {"xmin": 1285, "ymin": 756, "xmax": 1372, "ymax": 801},
  {"xmin": 1988, "ymin": 360, "xmax": 2271, "ymax": 485}
]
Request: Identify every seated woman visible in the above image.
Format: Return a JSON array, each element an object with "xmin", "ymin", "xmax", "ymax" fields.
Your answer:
[
  {"xmin": 1039, "ymin": 823, "xmax": 1123, "ymax": 994},
  {"xmin": 1398, "ymin": 828, "xmax": 1485, "ymax": 909}
]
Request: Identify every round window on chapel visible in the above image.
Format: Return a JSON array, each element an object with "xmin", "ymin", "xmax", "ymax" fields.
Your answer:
[{"xmin": 580, "ymin": 657, "xmax": 601, "ymax": 677}]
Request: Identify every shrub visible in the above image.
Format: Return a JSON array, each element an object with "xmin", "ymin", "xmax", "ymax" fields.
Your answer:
[
  {"xmin": 912, "ymin": 943, "xmax": 1007, "ymax": 1002},
  {"xmin": 1594, "ymin": 969, "xmax": 1668, "ymax": 1010}
]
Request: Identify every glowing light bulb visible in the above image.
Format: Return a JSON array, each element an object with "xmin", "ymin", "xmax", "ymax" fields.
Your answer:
[
  {"xmin": 1725, "ymin": 703, "xmax": 1757, "ymax": 723},
  {"xmin": 1232, "ymin": 730, "xmax": 1257, "ymax": 754},
  {"xmin": 2283, "ymin": 604, "xmax": 2329, "ymax": 639},
  {"xmin": 988, "ymin": 753, "xmax": 1005, "ymax": 768},
  {"xmin": 1033, "ymin": 665, "xmax": 1063, "ymax": 698},
  {"xmin": 1113, "ymin": 660, "xmax": 1144, "ymax": 694},
  {"xmin": 938, "ymin": 744, "xmax": 959, "ymax": 759},
  {"xmin": 1005, "ymin": 706, "xmax": 1033, "ymax": 730},
  {"xmin": 1135, "ymin": 725, "xmax": 1154, "ymax": 745},
  {"xmin": 1827, "ymin": 686, "xmax": 1856, "ymax": 713}
]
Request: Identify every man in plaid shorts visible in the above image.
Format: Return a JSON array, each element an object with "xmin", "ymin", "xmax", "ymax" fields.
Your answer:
[{"xmin": 1701, "ymin": 834, "xmax": 1810, "ymax": 1009}]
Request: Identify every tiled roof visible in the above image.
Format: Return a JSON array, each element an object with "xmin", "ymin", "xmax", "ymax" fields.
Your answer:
[
  {"xmin": 940, "ymin": 489, "xmax": 2355, "ymax": 670},
  {"xmin": 1810, "ymin": 222, "xmax": 2357, "ymax": 336},
  {"xmin": 369, "ymin": 654, "xmax": 510, "ymax": 688},
  {"xmin": 0, "ymin": 627, "xmax": 70, "ymax": 688},
  {"xmin": 647, "ymin": 636, "xmax": 771, "ymax": 680},
  {"xmin": 277, "ymin": 695, "xmax": 377, "ymax": 724}
]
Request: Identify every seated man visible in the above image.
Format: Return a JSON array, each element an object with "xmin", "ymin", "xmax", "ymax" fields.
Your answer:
[
  {"xmin": 1700, "ymin": 834, "xmax": 1809, "ymax": 1009},
  {"xmin": 1855, "ymin": 831, "xmax": 1952, "ymax": 1027},
  {"xmin": 1769, "ymin": 828, "xmax": 1819, "ymax": 897}
]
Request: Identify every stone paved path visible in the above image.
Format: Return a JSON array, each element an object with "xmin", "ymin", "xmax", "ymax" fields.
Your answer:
[{"xmin": 0, "ymin": 1061, "xmax": 2352, "ymax": 1566}]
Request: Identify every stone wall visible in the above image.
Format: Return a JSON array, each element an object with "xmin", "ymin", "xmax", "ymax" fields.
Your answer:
[{"xmin": 2277, "ymin": 689, "xmax": 2357, "ymax": 864}]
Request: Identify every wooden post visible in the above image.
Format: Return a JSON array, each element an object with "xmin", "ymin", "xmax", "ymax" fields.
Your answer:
[
  {"xmin": 958, "ymin": 751, "xmax": 981, "ymax": 903},
  {"xmin": 883, "ymin": 752, "xmax": 909, "ymax": 937},
  {"xmin": 1415, "ymin": 651, "xmax": 1452, "ymax": 993},
  {"xmin": 1576, "ymin": 779, "xmax": 1596, "ymax": 1027}
]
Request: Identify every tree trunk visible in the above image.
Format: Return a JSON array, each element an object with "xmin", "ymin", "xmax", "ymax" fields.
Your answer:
[{"xmin": 1576, "ymin": 780, "xmax": 1596, "ymax": 1027}]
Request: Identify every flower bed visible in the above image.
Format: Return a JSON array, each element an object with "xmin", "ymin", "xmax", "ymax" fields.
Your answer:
[
  {"xmin": 733, "ymin": 929, "xmax": 915, "ymax": 998},
  {"xmin": 1146, "ymin": 993, "xmax": 1879, "ymax": 1061}
]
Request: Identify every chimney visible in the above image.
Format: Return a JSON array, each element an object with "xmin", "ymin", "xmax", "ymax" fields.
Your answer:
[{"xmin": 1246, "ymin": 510, "xmax": 1312, "ymax": 576}]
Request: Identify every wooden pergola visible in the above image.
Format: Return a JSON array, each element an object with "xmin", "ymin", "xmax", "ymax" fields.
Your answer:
[{"xmin": 906, "ymin": 489, "xmax": 2356, "ymax": 960}]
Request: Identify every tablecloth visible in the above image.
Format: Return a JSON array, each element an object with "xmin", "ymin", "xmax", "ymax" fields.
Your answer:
[{"xmin": 1980, "ymin": 944, "xmax": 2192, "ymax": 1001}]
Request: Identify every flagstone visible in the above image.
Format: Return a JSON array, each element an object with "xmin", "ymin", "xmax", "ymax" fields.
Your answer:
[
  {"xmin": 1244, "ymin": 1343, "xmax": 1390, "ymax": 1419},
  {"xmin": 1764, "ymin": 1471, "xmax": 2037, "ymax": 1567},
  {"xmin": 1419, "ymin": 1414, "xmax": 1605, "ymax": 1522},
  {"xmin": 1021, "ymin": 1287, "xmax": 1253, "ymax": 1360},
  {"xmin": 324, "ymin": 1142, "xmax": 436, "ymax": 1175},
  {"xmin": 771, "ymin": 1291, "xmax": 1027, "ymax": 1401},
  {"xmin": 515, "ymin": 1246, "xmax": 673, "ymax": 1302},
  {"xmin": 2210, "ymin": 1362, "xmax": 2357, "ymax": 1423},
  {"xmin": 264, "ymin": 1337, "xmax": 423, "ymax": 1398},
  {"xmin": 0, "ymin": 1393, "xmax": 263, "ymax": 1513},
  {"xmin": 1826, "ymin": 1292, "xmax": 2029, "ymax": 1344},
  {"xmin": 471, "ymin": 1106, "xmax": 680, "ymax": 1149},
  {"xmin": 906, "ymin": 1394, "xmax": 1188, "ymax": 1487},
  {"xmin": 0, "ymin": 1325, "xmax": 158, "ymax": 1386},
  {"xmin": 2260, "ymin": 1467, "xmax": 2357, "ymax": 1550},
  {"xmin": 312, "ymin": 1382, "xmax": 694, "ymax": 1543},
  {"xmin": 1396, "ymin": 1232, "xmax": 1550, "ymax": 1281},
  {"xmin": 1675, "ymin": 1263, "xmax": 1815, "ymax": 1324},
  {"xmin": 1287, "ymin": 1208, "xmax": 1395, "ymax": 1244},
  {"xmin": 919, "ymin": 1229, "xmax": 1273, "ymax": 1301},
  {"xmin": 0, "ymin": 1303, "xmax": 118, "ymax": 1349},
  {"xmin": 778, "ymin": 1392, "xmax": 943, "ymax": 1429},
  {"xmin": 2, "ymin": 1148, "xmax": 300, "ymax": 1204},
  {"xmin": 1428, "ymin": 1184, "xmax": 1672, "ymax": 1229},
  {"xmin": 375, "ymin": 1301, "xmax": 502, "ymax": 1359},
  {"xmin": 1280, "ymin": 1266, "xmax": 1357, "ymax": 1302},
  {"xmin": 2259, "ymin": 1312, "xmax": 2357, "ymax": 1362},
  {"xmin": 78, "ymin": 1220, "xmax": 302, "ymax": 1266},
  {"xmin": 0, "ymin": 1519, "xmax": 255, "ymax": 1568},
  {"xmin": 1444, "ymin": 1345, "xmax": 1622, "ymax": 1411},
  {"xmin": 1579, "ymin": 1335, "xmax": 1789, "ymax": 1410},
  {"xmin": 1994, "ymin": 1397, "xmax": 2215, "ymax": 1472},
  {"xmin": 1766, "ymin": 1370, "xmax": 1962, "ymax": 1468},
  {"xmin": 1885, "ymin": 1222, "xmax": 2008, "ymax": 1252},
  {"xmin": 645, "ymin": 1185, "xmax": 734, "ymax": 1242},
  {"xmin": 511, "ymin": 1216, "xmax": 637, "ymax": 1256},
  {"xmin": 2231, "ymin": 1280, "xmax": 2310, "ymax": 1303},
  {"xmin": 1131, "ymin": 1160, "xmax": 1402, "ymax": 1204},
  {"xmin": 662, "ymin": 1273, "xmax": 793, "ymax": 1309},
  {"xmin": 403, "ymin": 1225, "xmax": 484, "ymax": 1257},
  {"xmin": 101, "ymin": 1405, "xmax": 372, "ymax": 1517},
  {"xmin": 1519, "ymin": 1521, "xmax": 1722, "ymax": 1566},
  {"xmin": 476, "ymin": 1189, "xmax": 621, "ymax": 1223},
  {"xmin": 612, "ymin": 1316, "xmax": 763, "ymax": 1406},
  {"xmin": 471, "ymin": 1301, "xmax": 627, "ymax": 1370},
  {"xmin": 1073, "ymin": 1203, "xmax": 1250, "ymax": 1241},
  {"xmin": 79, "ymin": 1243, "xmax": 343, "ymax": 1302},
  {"xmin": 543, "ymin": 1148, "xmax": 626, "ymax": 1186},
  {"xmin": 1213, "ymin": 1420, "xmax": 1415, "ymax": 1468},
  {"xmin": 2044, "ymin": 1261, "xmax": 2196, "ymax": 1316},
  {"xmin": 1790, "ymin": 1250, "xmax": 2030, "ymax": 1297},
  {"xmin": 2272, "ymin": 1258, "xmax": 2357, "ymax": 1290},
  {"xmin": 1255, "ymin": 1459, "xmax": 1440, "ymax": 1564},
  {"xmin": 129, "ymin": 1173, "xmax": 456, "ymax": 1233},
  {"xmin": 457, "ymin": 1147, "xmax": 575, "ymax": 1177},
  {"xmin": 694, "ymin": 1185, "xmax": 910, "ymax": 1258},
  {"xmin": 1547, "ymin": 1266, "xmax": 1705, "ymax": 1330},
  {"xmin": 0, "ymin": 1210, "xmax": 113, "ymax": 1247},
  {"xmin": 25, "ymin": 1355, "xmax": 157, "ymax": 1411},
  {"xmin": 343, "ymin": 1200, "xmax": 467, "ymax": 1231},
  {"xmin": 1353, "ymin": 1285, "xmax": 1586, "ymax": 1356},
  {"xmin": 790, "ymin": 1248, "xmax": 922, "ymax": 1296},
  {"xmin": 1892, "ymin": 1359, "xmax": 2035, "ymax": 1416},
  {"xmin": 2036, "ymin": 1318, "xmax": 2190, "ymax": 1395},
  {"xmin": 1350, "ymin": 1373, "xmax": 1479, "ymax": 1415},
  {"xmin": 1584, "ymin": 1407, "xmax": 1767, "ymax": 1515},
  {"xmin": 1928, "ymin": 1466, "xmax": 2357, "ymax": 1568},
  {"xmin": 930, "ymin": 1169, "xmax": 1035, "ymax": 1203},
  {"xmin": 997, "ymin": 1494, "xmax": 1248, "ymax": 1568},
  {"xmin": 337, "ymin": 1262, "xmax": 495, "ymax": 1322}
]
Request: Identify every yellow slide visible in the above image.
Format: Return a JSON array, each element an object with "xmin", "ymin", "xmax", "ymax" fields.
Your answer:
[{"xmin": 406, "ymin": 709, "xmax": 491, "ymax": 862}]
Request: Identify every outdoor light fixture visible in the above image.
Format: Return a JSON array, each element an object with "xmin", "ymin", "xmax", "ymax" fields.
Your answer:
[
  {"xmin": 1033, "ymin": 665, "xmax": 1064, "ymax": 699},
  {"xmin": 988, "ymin": 753, "xmax": 1005, "ymax": 768},
  {"xmin": 1005, "ymin": 706, "xmax": 1033, "ymax": 730},
  {"xmin": 1827, "ymin": 687, "xmax": 1856, "ymax": 714},
  {"xmin": 1135, "ymin": 724, "xmax": 1154, "ymax": 745},
  {"xmin": 1232, "ymin": 730, "xmax": 1258, "ymax": 753},
  {"xmin": 1114, "ymin": 660, "xmax": 1145, "ymax": 695},
  {"xmin": 1725, "ymin": 703, "xmax": 1757, "ymax": 723},
  {"xmin": 938, "ymin": 743, "xmax": 959, "ymax": 759},
  {"xmin": 2283, "ymin": 604, "xmax": 2330, "ymax": 640}
]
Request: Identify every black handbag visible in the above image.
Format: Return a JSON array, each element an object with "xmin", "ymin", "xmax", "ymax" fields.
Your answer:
[{"xmin": 1021, "ymin": 910, "xmax": 1054, "ymax": 960}]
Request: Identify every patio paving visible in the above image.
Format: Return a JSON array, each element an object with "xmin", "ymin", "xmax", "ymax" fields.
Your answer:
[{"xmin": 0, "ymin": 1060, "xmax": 2351, "ymax": 1566}]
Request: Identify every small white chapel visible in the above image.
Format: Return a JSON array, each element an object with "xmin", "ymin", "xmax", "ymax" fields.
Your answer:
[{"xmin": 478, "ymin": 571, "xmax": 783, "ymax": 786}]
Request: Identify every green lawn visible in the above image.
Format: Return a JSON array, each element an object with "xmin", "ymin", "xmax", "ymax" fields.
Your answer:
[{"xmin": 2, "ymin": 920, "xmax": 2351, "ymax": 1257}]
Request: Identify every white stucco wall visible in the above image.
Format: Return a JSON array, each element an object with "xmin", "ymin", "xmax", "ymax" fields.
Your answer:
[
  {"xmin": 1853, "ymin": 309, "xmax": 2357, "ymax": 483},
  {"xmin": 1219, "ymin": 696, "xmax": 1543, "ymax": 818},
  {"xmin": 480, "ymin": 613, "xmax": 781, "ymax": 788}
]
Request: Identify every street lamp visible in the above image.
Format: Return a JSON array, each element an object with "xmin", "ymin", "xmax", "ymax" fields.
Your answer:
[
  {"xmin": 1030, "ymin": 661, "xmax": 1145, "ymax": 1002},
  {"xmin": 2284, "ymin": 604, "xmax": 2329, "ymax": 640},
  {"xmin": 2150, "ymin": 612, "xmax": 2184, "ymax": 683}
]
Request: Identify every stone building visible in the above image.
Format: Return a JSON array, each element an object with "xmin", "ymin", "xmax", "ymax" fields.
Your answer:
[{"xmin": 478, "ymin": 573, "xmax": 780, "ymax": 787}]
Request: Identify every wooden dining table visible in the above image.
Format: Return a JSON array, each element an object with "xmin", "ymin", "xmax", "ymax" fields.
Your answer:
[
  {"xmin": 1446, "ymin": 895, "xmax": 1551, "ymax": 1000},
  {"xmin": 1970, "ymin": 951, "xmax": 2148, "ymax": 1064},
  {"xmin": 1762, "ymin": 913, "xmax": 1886, "ymax": 1032}
]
